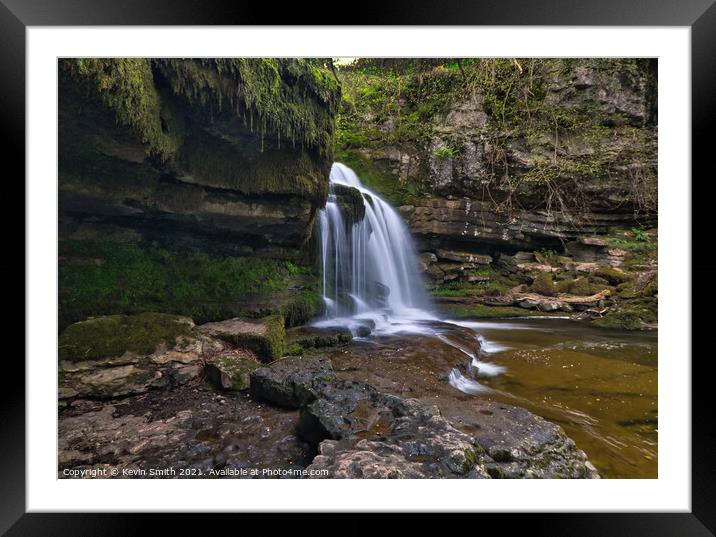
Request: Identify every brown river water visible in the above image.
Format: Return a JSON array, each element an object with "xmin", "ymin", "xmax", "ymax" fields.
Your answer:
[
  {"xmin": 324, "ymin": 317, "xmax": 657, "ymax": 479},
  {"xmin": 453, "ymin": 318, "xmax": 657, "ymax": 478}
]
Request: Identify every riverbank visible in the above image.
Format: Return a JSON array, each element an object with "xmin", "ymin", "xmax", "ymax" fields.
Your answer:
[
  {"xmin": 59, "ymin": 314, "xmax": 604, "ymax": 479},
  {"xmin": 58, "ymin": 308, "xmax": 658, "ymax": 478}
]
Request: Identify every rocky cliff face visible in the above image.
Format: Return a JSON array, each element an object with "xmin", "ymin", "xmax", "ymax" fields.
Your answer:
[
  {"xmin": 337, "ymin": 59, "xmax": 657, "ymax": 253},
  {"xmin": 335, "ymin": 59, "xmax": 658, "ymax": 329},
  {"xmin": 58, "ymin": 59, "xmax": 340, "ymax": 329}
]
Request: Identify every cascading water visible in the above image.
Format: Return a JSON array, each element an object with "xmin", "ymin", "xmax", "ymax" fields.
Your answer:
[
  {"xmin": 316, "ymin": 163, "xmax": 435, "ymax": 336},
  {"xmin": 315, "ymin": 162, "xmax": 505, "ymax": 392}
]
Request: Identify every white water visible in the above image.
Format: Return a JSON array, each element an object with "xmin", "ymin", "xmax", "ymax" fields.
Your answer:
[
  {"xmin": 316, "ymin": 162, "xmax": 506, "ymax": 393},
  {"xmin": 316, "ymin": 163, "xmax": 436, "ymax": 337}
]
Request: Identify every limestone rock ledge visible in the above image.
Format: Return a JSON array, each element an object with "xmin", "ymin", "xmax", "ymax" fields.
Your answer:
[{"xmin": 59, "ymin": 58, "xmax": 340, "ymax": 255}]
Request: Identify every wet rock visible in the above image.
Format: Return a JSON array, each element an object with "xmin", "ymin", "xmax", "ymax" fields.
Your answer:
[
  {"xmin": 355, "ymin": 325, "xmax": 372, "ymax": 338},
  {"xmin": 372, "ymin": 281, "xmax": 391, "ymax": 305},
  {"xmin": 425, "ymin": 264, "xmax": 446, "ymax": 282},
  {"xmin": 514, "ymin": 251, "xmax": 535, "ymax": 262},
  {"xmin": 472, "ymin": 406, "xmax": 600, "ymax": 479},
  {"xmin": 416, "ymin": 252, "xmax": 438, "ymax": 272},
  {"xmin": 58, "ymin": 313, "xmax": 196, "ymax": 363},
  {"xmin": 299, "ymin": 380, "xmax": 491, "ymax": 478},
  {"xmin": 206, "ymin": 352, "xmax": 261, "ymax": 391},
  {"xmin": 332, "ymin": 183, "xmax": 366, "ymax": 225},
  {"xmin": 249, "ymin": 356, "xmax": 336, "ymax": 409},
  {"xmin": 418, "ymin": 252, "xmax": 438, "ymax": 265},
  {"xmin": 285, "ymin": 326, "xmax": 353, "ymax": 350}
]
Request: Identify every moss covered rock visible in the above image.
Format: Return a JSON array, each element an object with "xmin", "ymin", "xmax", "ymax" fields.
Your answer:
[
  {"xmin": 592, "ymin": 311, "xmax": 643, "ymax": 330},
  {"xmin": 58, "ymin": 59, "xmax": 338, "ymax": 334},
  {"xmin": 206, "ymin": 353, "xmax": 261, "ymax": 391},
  {"xmin": 594, "ymin": 267, "xmax": 631, "ymax": 285},
  {"xmin": 555, "ymin": 276, "xmax": 607, "ymax": 296},
  {"xmin": 530, "ymin": 273, "xmax": 556, "ymax": 296},
  {"xmin": 58, "ymin": 238, "xmax": 319, "ymax": 331},
  {"xmin": 198, "ymin": 315, "xmax": 285, "ymax": 363},
  {"xmin": 58, "ymin": 313, "xmax": 194, "ymax": 362},
  {"xmin": 286, "ymin": 327, "xmax": 354, "ymax": 350},
  {"xmin": 332, "ymin": 183, "xmax": 366, "ymax": 225}
]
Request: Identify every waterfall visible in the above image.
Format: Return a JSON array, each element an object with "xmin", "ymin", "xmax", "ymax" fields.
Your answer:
[
  {"xmin": 315, "ymin": 162, "xmax": 505, "ymax": 392},
  {"xmin": 316, "ymin": 163, "xmax": 435, "ymax": 336}
]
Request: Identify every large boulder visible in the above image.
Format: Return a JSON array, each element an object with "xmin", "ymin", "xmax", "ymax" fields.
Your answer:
[
  {"xmin": 249, "ymin": 356, "xmax": 336, "ymax": 409},
  {"xmin": 58, "ymin": 313, "xmax": 195, "ymax": 363},
  {"xmin": 205, "ymin": 352, "xmax": 261, "ymax": 391},
  {"xmin": 299, "ymin": 380, "xmax": 490, "ymax": 478},
  {"xmin": 198, "ymin": 315, "xmax": 285, "ymax": 363}
]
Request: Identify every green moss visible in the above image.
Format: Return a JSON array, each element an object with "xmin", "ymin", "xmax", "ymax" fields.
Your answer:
[
  {"xmin": 594, "ymin": 267, "xmax": 630, "ymax": 285},
  {"xmin": 592, "ymin": 311, "xmax": 643, "ymax": 330},
  {"xmin": 60, "ymin": 58, "xmax": 341, "ymax": 161},
  {"xmin": 58, "ymin": 239, "xmax": 308, "ymax": 330},
  {"xmin": 530, "ymin": 273, "xmax": 556, "ymax": 296},
  {"xmin": 593, "ymin": 296, "xmax": 657, "ymax": 330},
  {"xmin": 60, "ymin": 59, "xmax": 181, "ymax": 161},
  {"xmin": 335, "ymin": 148, "xmax": 417, "ymax": 206},
  {"xmin": 59, "ymin": 312, "xmax": 192, "ymax": 362},
  {"xmin": 59, "ymin": 144, "xmax": 158, "ymax": 200},
  {"xmin": 285, "ymin": 343, "xmax": 305, "ymax": 356},
  {"xmin": 429, "ymin": 279, "xmax": 512, "ymax": 298},
  {"xmin": 206, "ymin": 354, "xmax": 260, "ymax": 391},
  {"xmin": 225, "ymin": 315, "xmax": 285, "ymax": 361},
  {"xmin": 555, "ymin": 276, "xmax": 607, "ymax": 296},
  {"xmin": 288, "ymin": 330, "xmax": 353, "ymax": 350},
  {"xmin": 175, "ymin": 129, "xmax": 325, "ymax": 199},
  {"xmin": 263, "ymin": 315, "xmax": 286, "ymax": 360},
  {"xmin": 335, "ymin": 59, "xmax": 656, "ymax": 217},
  {"xmin": 282, "ymin": 288, "xmax": 323, "ymax": 328},
  {"xmin": 616, "ymin": 281, "xmax": 639, "ymax": 299},
  {"xmin": 155, "ymin": 59, "xmax": 339, "ymax": 157},
  {"xmin": 439, "ymin": 303, "xmax": 549, "ymax": 319},
  {"xmin": 462, "ymin": 447, "xmax": 481, "ymax": 473}
]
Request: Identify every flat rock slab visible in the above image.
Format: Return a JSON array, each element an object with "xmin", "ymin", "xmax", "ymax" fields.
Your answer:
[
  {"xmin": 58, "ymin": 385, "xmax": 312, "ymax": 477},
  {"xmin": 57, "ymin": 331, "xmax": 226, "ymax": 401},
  {"xmin": 200, "ymin": 318, "xmax": 268, "ymax": 337},
  {"xmin": 436, "ymin": 249, "xmax": 492, "ymax": 265}
]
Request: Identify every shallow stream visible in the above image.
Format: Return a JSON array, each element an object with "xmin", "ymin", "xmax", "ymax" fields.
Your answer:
[{"xmin": 323, "ymin": 317, "xmax": 657, "ymax": 478}]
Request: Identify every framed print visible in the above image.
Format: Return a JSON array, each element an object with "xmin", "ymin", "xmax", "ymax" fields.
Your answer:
[{"xmin": 4, "ymin": 0, "xmax": 713, "ymax": 533}]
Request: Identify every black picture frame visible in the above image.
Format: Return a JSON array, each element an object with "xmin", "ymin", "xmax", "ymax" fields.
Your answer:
[{"xmin": 4, "ymin": 0, "xmax": 712, "ymax": 533}]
